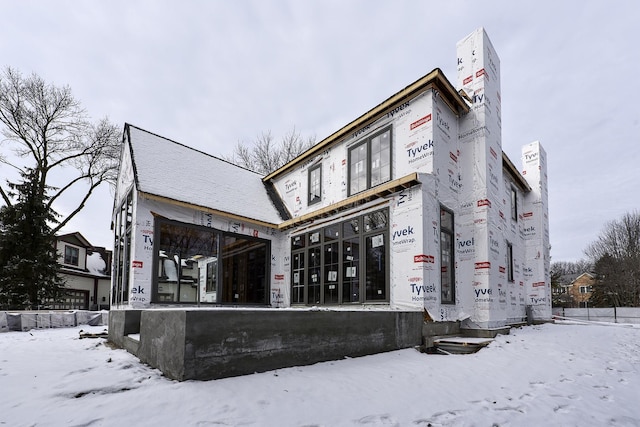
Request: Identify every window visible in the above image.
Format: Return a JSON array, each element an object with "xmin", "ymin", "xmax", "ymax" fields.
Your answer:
[
  {"xmin": 308, "ymin": 164, "xmax": 322, "ymax": 205},
  {"xmin": 221, "ymin": 235, "xmax": 268, "ymax": 304},
  {"xmin": 290, "ymin": 208, "xmax": 389, "ymax": 305},
  {"xmin": 307, "ymin": 231, "xmax": 321, "ymax": 304},
  {"xmin": 510, "ymin": 186, "xmax": 518, "ymax": 221},
  {"xmin": 154, "ymin": 219, "xmax": 269, "ymax": 305},
  {"xmin": 506, "ymin": 242, "xmax": 514, "ymax": 282},
  {"xmin": 348, "ymin": 127, "xmax": 391, "ymax": 196},
  {"xmin": 342, "ymin": 218, "xmax": 361, "ymax": 303},
  {"xmin": 323, "ymin": 224, "xmax": 340, "ymax": 304},
  {"xmin": 112, "ymin": 191, "xmax": 133, "ymax": 306},
  {"xmin": 64, "ymin": 245, "xmax": 79, "ymax": 266},
  {"xmin": 364, "ymin": 210, "xmax": 388, "ymax": 301},
  {"xmin": 440, "ymin": 207, "xmax": 455, "ymax": 304},
  {"xmin": 579, "ymin": 286, "xmax": 593, "ymax": 294},
  {"xmin": 205, "ymin": 260, "xmax": 217, "ymax": 293},
  {"xmin": 291, "ymin": 235, "xmax": 305, "ymax": 304}
]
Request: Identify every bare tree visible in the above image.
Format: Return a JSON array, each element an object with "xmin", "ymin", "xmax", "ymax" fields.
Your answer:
[
  {"xmin": 0, "ymin": 67, "xmax": 120, "ymax": 234},
  {"xmin": 585, "ymin": 211, "xmax": 640, "ymax": 307},
  {"xmin": 226, "ymin": 127, "xmax": 315, "ymax": 175},
  {"xmin": 551, "ymin": 260, "xmax": 593, "ymax": 278}
]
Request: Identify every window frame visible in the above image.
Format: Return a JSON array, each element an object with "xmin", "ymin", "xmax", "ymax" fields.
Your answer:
[
  {"xmin": 308, "ymin": 163, "xmax": 322, "ymax": 206},
  {"xmin": 506, "ymin": 241, "xmax": 514, "ymax": 283},
  {"xmin": 290, "ymin": 208, "xmax": 389, "ymax": 306},
  {"xmin": 510, "ymin": 186, "xmax": 518, "ymax": 221},
  {"xmin": 347, "ymin": 126, "xmax": 392, "ymax": 196},
  {"xmin": 64, "ymin": 245, "xmax": 80, "ymax": 266},
  {"xmin": 152, "ymin": 218, "xmax": 271, "ymax": 306},
  {"xmin": 440, "ymin": 206, "xmax": 455, "ymax": 304},
  {"xmin": 112, "ymin": 190, "xmax": 133, "ymax": 306}
]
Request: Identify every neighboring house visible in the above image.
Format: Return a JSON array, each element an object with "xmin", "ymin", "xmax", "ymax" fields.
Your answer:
[
  {"xmin": 55, "ymin": 232, "xmax": 111, "ymax": 310},
  {"xmin": 552, "ymin": 272, "xmax": 595, "ymax": 308},
  {"xmin": 552, "ymin": 273, "xmax": 577, "ymax": 307},
  {"xmin": 569, "ymin": 273, "xmax": 596, "ymax": 308},
  {"xmin": 108, "ymin": 28, "xmax": 551, "ymax": 380}
]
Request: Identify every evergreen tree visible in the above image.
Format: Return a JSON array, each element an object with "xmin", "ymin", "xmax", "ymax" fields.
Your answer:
[{"xmin": 0, "ymin": 169, "xmax": 65, "ymax": 309}]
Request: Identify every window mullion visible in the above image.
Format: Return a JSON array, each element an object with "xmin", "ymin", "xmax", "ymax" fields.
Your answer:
[
  {"xmin": 358, "ymin": 217, "xmax": 365, "ymax": 304},
  {"xmin": 366, "ymin": 138, "xmax": 372, "ymax": 190}
]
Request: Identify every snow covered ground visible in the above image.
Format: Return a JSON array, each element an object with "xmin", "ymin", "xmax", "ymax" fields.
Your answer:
[{"xmin": 1, "ymin": 321, "xmax": 639, "ymax": 426}]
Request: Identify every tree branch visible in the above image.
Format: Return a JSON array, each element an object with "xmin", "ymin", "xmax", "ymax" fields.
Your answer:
[
  {"xmin": 51, "ymin": 178, "xmax": 103, "ymax": 234},
  {"xmin": 0, "ymin": 185, "xmax": 11, "ymax": 206}
]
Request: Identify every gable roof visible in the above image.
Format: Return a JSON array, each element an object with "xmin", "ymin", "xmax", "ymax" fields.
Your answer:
[
  {"xmin": 572, "ymin": 272, "xmax": 596, "ymax": 284},
  {"xmin": 56, "ymin": 232, "xmax": 92, "ymax": 248},
  {"xmin": 263, "ymin": 68, "xmax": 470, "ymax": 181},
  {"xmin": 261, "ymin": 67, "xmax": 530, "ymax": 193},
  {"xmin": 124, "ymin": 124, "xmax": 284, "ymax": 226}
]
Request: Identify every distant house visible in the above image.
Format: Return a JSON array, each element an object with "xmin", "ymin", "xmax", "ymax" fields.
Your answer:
[
  {"xmin": 552, "ymin": 273, "xmax": 577, "ymax": 307},
  {"xmin": 569, "ymin": 273, "xmax": 596, "ymax": 308},
  {"xmin": 553, "ymin": 272, "xmax": 595, "ymax": 308},
  {"xmin": 54, "ymin": 232, "xmax": 111, "ymax": 310}
]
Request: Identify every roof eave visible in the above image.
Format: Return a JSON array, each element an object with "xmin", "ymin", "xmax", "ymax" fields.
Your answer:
[
  {"xmin": 278, "ymin": 173, "xmax": 420, "ymax": 230},
  {"xmin": 502, "ymin": 152, "xmax": 532, "ymax": 193},
  {"xmin": 138, "ymin": 191, "xmax": 280, "ymax": 230}
]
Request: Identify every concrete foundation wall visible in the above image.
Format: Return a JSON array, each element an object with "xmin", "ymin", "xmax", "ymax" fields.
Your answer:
[
  {"xmin": 107, "ymin": 310, "xmax": 141, "ymax": 348},
  {"xmin": 110, "ymin": 309, "xmax": 423, "ymax": 381}
]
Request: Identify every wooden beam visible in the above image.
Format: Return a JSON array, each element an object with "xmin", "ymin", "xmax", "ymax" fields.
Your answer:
[
  {"xmin": 278, "ymin": 173, "xmax": 420, "ymax": 230},
  {"xmin": 139, "ymin": 192, "xmax": 280, "ymax": 230}
]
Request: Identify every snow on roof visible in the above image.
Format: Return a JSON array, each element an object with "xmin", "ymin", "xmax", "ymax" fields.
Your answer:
[
  {"xmin": 127, "ymin": 125, "xmax": 283, "ymax": 225},
  {"xmin": 86, "ymin": 251, "xmax": 108, "ymax": 277}
]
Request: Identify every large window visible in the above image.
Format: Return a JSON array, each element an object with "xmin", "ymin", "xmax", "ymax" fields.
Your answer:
[
  {"xmin": 348, "ymin": 127, "xmax": 392, "ymax": 196},
  {"xmin": 221, "ymin": 235, "xmax": 267, "ymax": 304},
  {"xmin": 440, "ymin": 207, "xmax": 455, "ymax": 304},
  {"xmin": 308, "ymin": 164, "xmax": 322, "ymax": 205},
  {"xmin": 112, "ymin": 191, "xmax": 133, "ymax": 306},
  {"xmin": 291, "ymin": 235, "xmax": 305, "ymax": 304},
  {"xmin": 290, "ymin": 208, "xmax": 389, "ymax": 305},
  {"xmin": 64, "ymin": 245, "xmax": 79, "ymax": 266},
  {"xmin": 154, "ymin": 219, "xmax": 269, "ymax": 305}
]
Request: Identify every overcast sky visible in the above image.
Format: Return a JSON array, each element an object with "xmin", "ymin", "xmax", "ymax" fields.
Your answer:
[{"xmin": 1, "ymin": 0, "xmax": 638, "ymax": 262}]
